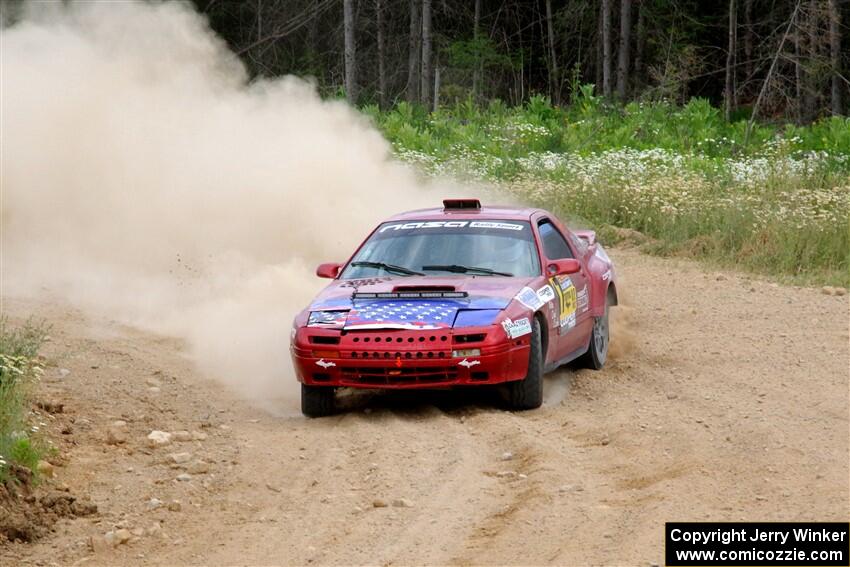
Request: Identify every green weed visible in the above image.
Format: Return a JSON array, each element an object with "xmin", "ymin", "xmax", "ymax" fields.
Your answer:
[{"xmin": 0, "ymin": 318, "xmax": 49, "ymax": 483}]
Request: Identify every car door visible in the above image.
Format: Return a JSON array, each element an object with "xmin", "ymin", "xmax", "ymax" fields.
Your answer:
[{"xmin": 535, "ymin": 218, "xmax": 590, "ymax": 360}]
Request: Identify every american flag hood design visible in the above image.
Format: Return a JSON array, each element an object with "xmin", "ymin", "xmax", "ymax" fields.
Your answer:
[{"xmin": 307, "ymin": 276, "xmax": 536, "ymax": 330}]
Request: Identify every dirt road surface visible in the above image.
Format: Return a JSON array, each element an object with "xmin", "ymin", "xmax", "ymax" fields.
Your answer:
[{"xmin": 2, "ymin": 247, "xmax": 848, "ymax": 566}]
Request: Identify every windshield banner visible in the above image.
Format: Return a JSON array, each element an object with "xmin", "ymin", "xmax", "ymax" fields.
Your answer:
[{"xmin": 378, "ymin": 221, "xmax": 525, "ymax": 233}]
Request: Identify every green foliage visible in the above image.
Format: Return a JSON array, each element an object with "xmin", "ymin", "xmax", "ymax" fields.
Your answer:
[
  {"xmin": 8, "ymin": 437, "xmax": 39, "ymax": 473},
  {"xmin": 0, "ymin": 318, "xmax": 48, "ymax": 483},
  {"xmin": 0, "ymin": 318, "xmax": 48, "ymax": 360},
  {"xmin": 370, "ymin": 97, "xmax": 850, "ymax": 285},
  {"xmin": 445, "ymin": 37, "xmax": 514, "ymax": 72}
]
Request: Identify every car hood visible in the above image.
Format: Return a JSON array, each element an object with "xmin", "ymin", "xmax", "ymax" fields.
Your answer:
[{"xmin": 307, "ymin": 275, "xmax": 536, "ymax": 330}]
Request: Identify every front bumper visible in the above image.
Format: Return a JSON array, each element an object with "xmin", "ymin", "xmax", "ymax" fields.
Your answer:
[{"xmin": 291, "ymin": 326, "xmax": 530, "ymax": 389}]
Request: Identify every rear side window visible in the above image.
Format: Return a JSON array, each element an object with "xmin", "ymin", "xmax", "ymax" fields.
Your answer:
[{"xmin": 538, "ymin": 219, "xmax": 574, "ymax": 259}]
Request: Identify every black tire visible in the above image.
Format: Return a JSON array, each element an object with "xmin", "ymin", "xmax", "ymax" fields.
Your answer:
[
  {"xmin": 301, "ymin": 384, "xmax": 336, "ymax": 417},
  {"xmin": 578, "ymin": 292, "xmax": 610, "ymax": 370},
  {"xmin": 505, "ymin": 317, "xmax": 544, "ymax": 410}
]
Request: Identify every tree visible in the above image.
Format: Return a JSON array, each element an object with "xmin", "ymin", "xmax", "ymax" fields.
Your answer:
[
  {"xmin": 805, "ymin": 0, "xmax": 819, "ymax": 122},
  {"xmin": 421, "ymin": 0, "xmax": 433, "ymax": 108},
  {"xmin": 343, "ymin": 0, "xmax": 356, "ymax": 104},
  {"xmin": 828, "ymin": 0, "xmax": 842, "ymax": 115},
  {"xmin": 472, "ymin": 0, "xmax": 482, "ymax": 98},
  {"xmin": 743, "ymin": 0, "xmax": 753, "ymax": 82},
  {"xmin": 746, "ymin": 0, "xmax": 801, "ymax": 144},
  {"xmin": 795, "ymin": 23, "xmax": 804, "ymax": 123},
  {"xmin": 308, "ymin": 0, "xmax": 320, "ymax": 76},
  {"xmin": 634, "ymin": 0, "xmax": 646, "ymax": 78},
  {"xmin": 596, "ymin": 4, "xmax": 604, "ymax": 90},
  {"xmin": 195, "ymin": 0, "xmax": 837, "ymax": 121},
  {"xmin": 376, "ymin": 0, "xmax": 387, "ymax": 109},
  {"xmin": 617, "ymin": 0, "xmax": 632, "ymax": 100},
  {"xmin": 545, "ymin": 0, "xmax": 559, "ymax": 103},
  {"xmin": 724, "ymin": 0, "xmax": 736, "ymax": 121},
  {"xmin": 406, "ymin": 0, "xmax": 421, "ymax": 103},
  {"xmin": 601, "ymin": 0, "xmax": 613, "ymax": 99}
]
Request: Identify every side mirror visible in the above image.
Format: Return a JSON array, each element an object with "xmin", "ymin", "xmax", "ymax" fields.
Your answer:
[
  {"xmin": 547, "ymin": 258, "xmax": 581, "ymax": 275},
  {"xmin": 316, "ymin": 262, "xmax": 342, "ymax": 279}
]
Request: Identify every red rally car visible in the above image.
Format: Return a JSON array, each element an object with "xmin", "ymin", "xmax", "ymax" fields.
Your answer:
[{"xmin": 291, "ymin": 199, "xmax": 618, "ymax": 417}]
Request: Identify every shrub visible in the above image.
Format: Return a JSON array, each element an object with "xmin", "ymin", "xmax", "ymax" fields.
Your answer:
[{"xmin": 0, "ymin": 318, "xmax": 48, "ymax": 483}]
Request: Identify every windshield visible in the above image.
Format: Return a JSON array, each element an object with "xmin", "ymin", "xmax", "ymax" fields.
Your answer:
[{"xmin": 341, "ymin": 220, "xmax": 540, "ymax": 279}]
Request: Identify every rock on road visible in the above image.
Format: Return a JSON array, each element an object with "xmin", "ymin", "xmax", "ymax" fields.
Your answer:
[{"xmin": 1, "ymin": 248, "xmax": 847, "ymax": 566}]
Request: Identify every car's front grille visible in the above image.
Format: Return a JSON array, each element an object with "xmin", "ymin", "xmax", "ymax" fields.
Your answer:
[
  {"xmin": 340, "ymin": 366, "xmax": 458, "ymax": 385},
  {"xmin": 349, "ymin": 350, "xmax": 447, "ymax": 359},
  {"xmin": 340, "ymin": 330, "xmax": 453, "ymax": 360}
]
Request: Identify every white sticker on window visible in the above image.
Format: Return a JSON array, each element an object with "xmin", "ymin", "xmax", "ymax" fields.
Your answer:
[
  {"xmin": 379, "ymin": 221, "xmax": 470, "ymax": 233},
  {"xmin": 469, "ymin": 221, "xmax": 524, "ymax": 231}
]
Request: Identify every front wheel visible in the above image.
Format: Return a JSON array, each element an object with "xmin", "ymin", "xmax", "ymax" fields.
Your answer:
[
  {"xmin": 579, "ymin": 293, "xmax": 610, "ymax": 370},
  {"xmin": 301, "ymin": 384, "xmax": 336, "ymax": 417},
  {"xmin": 505, "ymin": 317, "xmax": 543, "ymax": 410}
]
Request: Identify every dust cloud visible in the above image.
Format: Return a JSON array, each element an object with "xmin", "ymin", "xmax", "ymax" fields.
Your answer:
[
  {"xmin": 1, "ymin": 1, "xmax": 450, "ymax": 411},
  {"xmin": 608, "ymin": 287, "xmax": 636, "ymax": 360}
]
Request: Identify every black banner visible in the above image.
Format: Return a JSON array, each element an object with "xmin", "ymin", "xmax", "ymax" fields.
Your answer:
[{"xmin": 666, "ymin": 522, "xmax": 850, "ymax": 566}]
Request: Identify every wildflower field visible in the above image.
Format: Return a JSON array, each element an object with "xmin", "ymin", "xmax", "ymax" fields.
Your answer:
[
  {"xmin": 367, "ymin": 91, "xmax": 850, "ymax": 286},
  {"xmin": 0, "ymin": 318, "xmax": 48, "ymax": 483}
]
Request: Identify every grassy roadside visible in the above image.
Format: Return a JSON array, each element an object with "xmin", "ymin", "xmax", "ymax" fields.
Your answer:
[
  {"xmin": 366, "ymin": 93, "xmax": 850, "ymax": 286},
  {"xmin": 0, "ymin": 317, "xmax": 49, "ymax": 484}
]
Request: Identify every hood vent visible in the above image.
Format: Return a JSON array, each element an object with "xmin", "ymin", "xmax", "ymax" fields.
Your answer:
[
  {"xmin": 393, "ymin": 285, "xmax": 456, "ymax": 293},
  {"xmin": 353, "ymin": 290, "xmax": 467, "ymax": 300}
]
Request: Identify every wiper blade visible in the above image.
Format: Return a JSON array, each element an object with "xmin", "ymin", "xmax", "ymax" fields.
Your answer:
[
  {"xmin": 422, "ymin": 264, "xmax": 514, "ymax": 277},
  {"xmin": 350, "ymin": 261, "xmax": 424, "ymax": 276}
]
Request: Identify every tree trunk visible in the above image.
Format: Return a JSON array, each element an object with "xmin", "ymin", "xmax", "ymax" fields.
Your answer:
[
  {"xmin": 343, "ymin": 0, "xmax": 357, "ymax": 104},
  {"xmin": 376, "ymin": 0, "xmax": 387, "ymax": 109},
  {"xmin": 747, "ymin": 0, "xmax": 801, "ymax": 144},
  {"xmin": 804, "ymin": 0, "xmax": 818, "ymax": 121},
  {"xmin": 795, "ymin": 24, "xmax": 804, "ymax": 123},
  {"xmin": 472, "ymin": 0, "xmax": 481, "ymax": 98},
  {"xmin": 617, "ymin": 0, "xmax": 632, "ymax": 100},
  {"xmin": 256, "ymin": 0, "xmax": 262, "ymax": 42},
  {"xmin": 743, "ymin": 0, "xmax": 753, "ymax": 80},
  {"xmin": 421, "ymin": 0, "xmax": 433, "ymax": 108},
  {"xmin": 433, "ymin": 66, "xmax": 441, "ymax": 111},
  {"xmin": 545, "ymin": 0, "xmax": 559, "ymax": 103},
  {"xmin": 634, "ymin": 0, "xmax": 645, "ymax": 80},
  {"xmin": 828, "ymin": 0, "xmax": 842, "ymax": 115},
  {"xmin": 602, "ymin": 0, "xmax": 613, "ymax": 98},
  {"xmin": 724, "ymin": 0, "xmax": 736, "ymax": 121},
  {"xmin": 309, "ymin": 0, "xmax": 320, "ymax": 76},
  {"xmin": 595, "ymin": 5, "xmax": 603, "ymax": 92},
  {"xmin": 406, "ymin": 0, "xmax": 421, "ymax": 103}
]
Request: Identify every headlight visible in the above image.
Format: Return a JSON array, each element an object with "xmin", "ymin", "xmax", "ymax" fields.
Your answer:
[{"xmin": 308, "ymin": 310, "xmax": 348, "ymax": 326}]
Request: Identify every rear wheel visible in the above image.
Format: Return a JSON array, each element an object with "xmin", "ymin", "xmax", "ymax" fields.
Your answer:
[
  {"xmin": 505, "ymin": 318, "xmax": 543, "ymax": 410},
  {"xmin": 579, "ymin": 293, "xmax": 610, "ymax": 370},
  {"xmin": 301, "ymin": 384, "xmax": 336, "ymax": 417}
]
